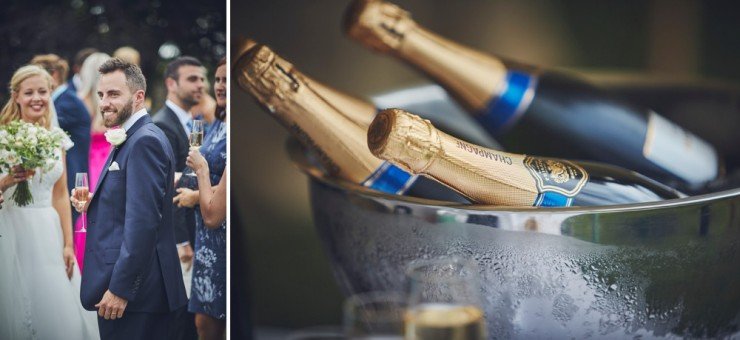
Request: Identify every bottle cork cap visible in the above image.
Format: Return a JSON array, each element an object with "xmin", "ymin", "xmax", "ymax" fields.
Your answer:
[
  {"xmin": 368, "ymin": 108, "xmax": 441, "ymax": 174},
  {"xmin": 343, "ymin": 0, "xmax": 414, "ymax": 53}
]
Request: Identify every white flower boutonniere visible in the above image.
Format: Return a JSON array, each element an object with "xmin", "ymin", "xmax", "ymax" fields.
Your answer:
[{"xmin": 105, "ymin": 128, "xmax": 127, "ymax": 146}]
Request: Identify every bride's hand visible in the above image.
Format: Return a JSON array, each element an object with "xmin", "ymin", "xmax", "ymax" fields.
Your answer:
[
  {"xmin": 0, "ymin": 169, "xmax": 30, "ymax": 192},
  {"xmin": 11, "ymin": 165, "xmax": 34, "ymax": 181},
  {"xmin": 63, "ymin": 246, "xmax": 75, "ymax": 280}
]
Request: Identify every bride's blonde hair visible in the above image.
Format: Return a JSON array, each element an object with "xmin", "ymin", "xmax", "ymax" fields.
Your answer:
[{"xmin": 0, "ymin": 65, "xmax": 54, "ymax": 129}]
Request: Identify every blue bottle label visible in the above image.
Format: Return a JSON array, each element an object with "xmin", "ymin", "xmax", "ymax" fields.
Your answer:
[
  {"xmin": 362, "ymin": 161, "xmax": 418, "ymax": 195},
  {"xmin": 477, "ymin": 70, "xmax": 538, "ymax": 134},
  {"xmin": 523, "ymin": 156, "xmax": 589, "ymax": 207}
]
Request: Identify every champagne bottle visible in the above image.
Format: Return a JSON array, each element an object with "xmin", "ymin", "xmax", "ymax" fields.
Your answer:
[
  {"xmin": 237, "ymin": 38, "xmax": 377, "ymax": 128},
  {"xmin": 368, "ymin": 108, "xmax": 683, "ymax": 207},
  {"xmin": 345, "ymin": 0, "xmax": 721, "ymax": 192},
  {"xmin": 235, "ymin": 44, "xmax": 467, "ymax": 202}
]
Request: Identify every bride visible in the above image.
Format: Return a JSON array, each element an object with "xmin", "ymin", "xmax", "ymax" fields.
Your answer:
[{"xmin": 0, "ymin": 65, "xmax": 99, "ymax": 339}]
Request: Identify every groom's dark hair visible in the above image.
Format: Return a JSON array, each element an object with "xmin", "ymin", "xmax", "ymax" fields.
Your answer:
[{"xmin": 98, "ymin": 58, "xmax": 147, "ymax": 93}]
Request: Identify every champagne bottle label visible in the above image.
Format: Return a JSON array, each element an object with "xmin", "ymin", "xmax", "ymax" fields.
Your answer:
[
  {"xmin": 362, "ymin": 161, "xmax": 419, "ymax": 194},
  {"xmin": 523, "ymin": 156, "xmax": 589, "ymax": 207},
  {"xmin": 643, "ymin": 112, "xmax": 718, "ymax": 184},
  {"xmin": 478, "ymin": 70, "xmax": 538, "ymax": 134}
]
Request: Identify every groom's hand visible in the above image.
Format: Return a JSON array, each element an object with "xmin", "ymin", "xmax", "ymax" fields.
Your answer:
[
  {"xmin": 95, "ymin": 290, "xmax": 128, "ymax": 320},
  {"xmin": 69, "ymin": 188, "xmax": 92, "ymax": 213}
]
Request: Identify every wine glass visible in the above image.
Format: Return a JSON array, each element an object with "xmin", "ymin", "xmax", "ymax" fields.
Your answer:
[
  {"xmin": 343, "ymin": 291, "xmax": 406, "ymax": 339},
  {"xmin": 185, "ymin": 120, "xmax": 204, "ymax": 177},
  {"xmin": 404, "ymin": 257, "xmax": 487, "ymax": 340},
  {"xmin": 74, "ymin": 172, "xmax": 89, "ymax": 233}
]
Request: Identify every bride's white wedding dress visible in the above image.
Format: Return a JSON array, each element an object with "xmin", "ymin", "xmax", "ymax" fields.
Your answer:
[{"xmin": 0, "ymin": 134, "xmax": 99, "ymax": 340}]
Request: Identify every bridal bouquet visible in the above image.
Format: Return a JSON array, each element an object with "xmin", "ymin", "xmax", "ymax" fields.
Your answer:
[{"xmin": 0, "ymin": 120, "xmax": 66, "ymax": 206}]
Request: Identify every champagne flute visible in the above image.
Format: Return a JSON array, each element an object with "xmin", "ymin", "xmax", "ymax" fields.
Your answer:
[
  {"xmin": 185, "ymin": 120, "xmax": 204, "ymax": 177},
  {"xmin": 404, "ymin": 257, "xmax": 487, "ymax": 340},
  {"xmin": 344, "ymin": 291, "xmax": 406, "ymax": 340},
  {"xmin": 74, "ymin": 172, "xmax": 89, "ymax": 233}
]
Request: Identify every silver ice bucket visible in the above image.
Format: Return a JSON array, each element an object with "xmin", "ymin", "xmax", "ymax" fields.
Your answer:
[{"xmin": 290, "ymin": 84, "xmax": 740, "ymax": 339}]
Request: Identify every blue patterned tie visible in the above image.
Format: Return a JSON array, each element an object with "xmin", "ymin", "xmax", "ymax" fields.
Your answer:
[{"xmin": 186, "ymin": 119, "xmax": 193, "ymax": 132}]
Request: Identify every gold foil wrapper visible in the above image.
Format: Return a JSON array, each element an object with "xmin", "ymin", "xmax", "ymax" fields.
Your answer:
[
  {"xmin": 370, "ymin": 109, "xmax": 544, "ymax": 206},
  {"xmin": 236, "ymin": 40, "xmax": 376, "ymax": 128},
  {"xmin": 344, "ymin": 0, "xmax": 507, "ymax": 113},
  {"xmin": 235, "ymin": 44, "xmax": 383, "ymax": 183},
  {"xmin": 344, "ymin": 0, "xmax": 413, "ymax": 53}
]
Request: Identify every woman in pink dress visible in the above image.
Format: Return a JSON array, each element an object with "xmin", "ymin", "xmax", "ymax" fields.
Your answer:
[{"xmin": 74, "ymin": 52, "xmax": 111, "ymax": 270}]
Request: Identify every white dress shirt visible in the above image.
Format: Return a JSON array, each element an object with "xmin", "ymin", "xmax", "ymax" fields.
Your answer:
[{"xmin": 165, "ymin": 99, "xmax": 192, "ymax": 135}]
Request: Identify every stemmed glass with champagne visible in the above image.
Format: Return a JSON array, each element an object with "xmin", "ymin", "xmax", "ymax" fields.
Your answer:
[
  {"xmin": 74, "ymin": 172, "xmax": 89, "ymax": 232},
  {"xmin": 185, "ymin": 120, "xmax": 204, "ymax": 177},
  {"xmin": 403, "ymin": 257, "xmax": 487, "ymax": 340}
]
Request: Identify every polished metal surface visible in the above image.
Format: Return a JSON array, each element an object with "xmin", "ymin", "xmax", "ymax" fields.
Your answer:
[{"xmin": 290, "ymin": 84, "xmax": 740, "ymax": 338}]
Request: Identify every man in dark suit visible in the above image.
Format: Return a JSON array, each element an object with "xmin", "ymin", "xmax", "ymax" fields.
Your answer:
[
  {"xmin": 152, "ymin": 56, "xmax": 205, "ymax": 340},
  {"xmin": 72, "ymin": 58, "xmax": 187, "ymax": 339},
  {"xmin": 31, "ymin": 54, "xmax": 91, "ymax": 221},
  {"xmin": 67, "ymin": 47, "xmax": 98, "ymax": 94}
]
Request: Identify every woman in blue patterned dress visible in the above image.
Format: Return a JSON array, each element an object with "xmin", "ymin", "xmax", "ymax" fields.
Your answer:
[{"xmin": 175, "ymin": 58, "xmax": 227, "ymax": 340}]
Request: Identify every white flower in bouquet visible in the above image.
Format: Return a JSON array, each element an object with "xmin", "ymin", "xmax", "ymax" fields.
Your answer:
[
  {"xmin": 0, "ymin": 120, "xmax": 66, "ymax": 206},
  {"xmin": 0, "ymin": 149, "xmax": 20, "ymax": 168}
]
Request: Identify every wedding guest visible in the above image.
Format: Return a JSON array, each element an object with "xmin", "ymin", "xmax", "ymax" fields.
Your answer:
[
  {"xmin": 153, "ymin": 56, "xmax": 205, "ymax": 340},
  {"xmin": 177, "ymin": 57, "xmax": 227, "ymax": 339},
  {"xmin": 30, "ymin": 55, "xmax": 91, "ymax": 266},
  {"xmin": 190, "ymin": 75, "xmax": 216, "ymax": 136},
  {"xmin": 68, "ymin": 47, "xmax": 98, "ymax": 93},
  {"xmin": 0, "ymin": 65, "xmax": 99, "ymax": 339},
  {"xmin": 113, "ymin": 46, "xmax": 141, "ymax": 66}
]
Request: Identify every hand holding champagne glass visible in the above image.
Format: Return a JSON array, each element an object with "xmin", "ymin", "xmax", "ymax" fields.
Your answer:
[
  {"xmin": 74, "ymin": 172, "xmax": 90, "ymax": 232},
  {"xmin": 189, "ymin": 119, "xmax": 204, "ymax": 150},
  {"xmin": 404, "ymin": 257, "xmax": 486, "ymax": 340},
  {"xmin": 186, "ymin": 119, "xmax": 204, "ymax": 176}
]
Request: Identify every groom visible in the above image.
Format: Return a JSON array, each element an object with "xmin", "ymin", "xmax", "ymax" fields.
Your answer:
[{"xmin": 71, "ymin": 58, "xmax": 187, "ymax": 339}]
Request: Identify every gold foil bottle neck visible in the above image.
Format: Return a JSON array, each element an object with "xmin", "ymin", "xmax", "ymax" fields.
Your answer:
[
  {"xmin": 234, "ymin": 36, "xmax": 258, "ymax": 59},
  {"xmin": 345, "ymin": 0, "xmax": 507, "ymax": 113},
  {"xmin": 344, "ymin": 0, "xmax": 415, "ymax": 53},
  {"xmin": 369, "ymin": 108, "xmax": 441, "ymax": 173},
  {"xmin": 234, "ymin": 44, "xmax": 303, "ymax": 114}
]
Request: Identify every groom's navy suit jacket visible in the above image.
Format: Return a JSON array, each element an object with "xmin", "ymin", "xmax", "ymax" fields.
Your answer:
[{"xmin": 80, "ymin": 115, "xmax": 187, "ymax": 313}]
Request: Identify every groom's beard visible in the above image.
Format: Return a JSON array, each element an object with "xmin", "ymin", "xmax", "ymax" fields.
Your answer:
[{"xmin": 102, "ymin": 98, "xmax": 135, "ymax": 128}]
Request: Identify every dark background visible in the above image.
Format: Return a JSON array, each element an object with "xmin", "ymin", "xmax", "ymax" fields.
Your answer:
[
  {"xmin": 230, "ymin": 0, "xmax": 740, "ymax": 334},
  {"xmin": 0, "ymin": 0, "xmax": 226, "ymax": 109}
]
